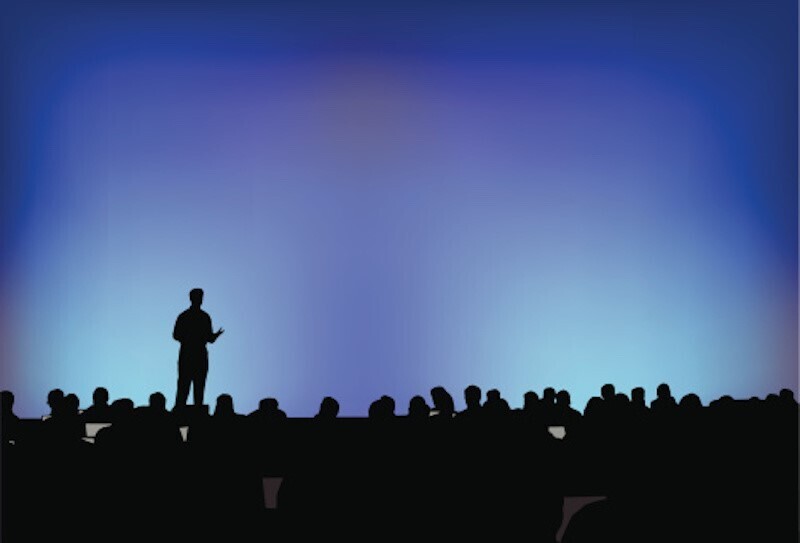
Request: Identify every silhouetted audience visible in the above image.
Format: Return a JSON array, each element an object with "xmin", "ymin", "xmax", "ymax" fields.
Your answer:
[{"xmin": 2, "ymin": 382, "xmax": 797, "ymax": 543}]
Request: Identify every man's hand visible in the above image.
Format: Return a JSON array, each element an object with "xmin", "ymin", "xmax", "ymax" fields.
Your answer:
[{"xmin": 215, "ymin": 327, "xmax": 225, "ymax": 338}]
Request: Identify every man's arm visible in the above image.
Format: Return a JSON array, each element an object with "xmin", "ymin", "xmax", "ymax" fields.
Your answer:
[
  {"xmin": 209, "ymin": 328, "xmax": 224, "ymax": 343},
  {"xmin": 173, "ymin": 315, "xmax": 183, "ymax": 342},
  {"xmin": 207, "ymin": 314, "xmax": 224, "ymax": 343}
]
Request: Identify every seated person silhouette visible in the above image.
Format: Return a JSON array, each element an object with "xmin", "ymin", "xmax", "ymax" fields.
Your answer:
[
  {"xmin": 212, "ymin": 393, "xmax": 243, "ymax": 419},
  {"xmin": 314, "ymin": 396, "xmax": 340, "ymax": 420},
  {"xmin": 553, "ymin": 390, "xmax": 582, "ymax": 430},
  {"xmin": 650, "ymin": 383, "xmax": 678, "ymax": 414},
  {"xmin": 368, "ymin": 395, "xmax": 396, "ymax": 420},
  {"xmin": 629, "ymin": 386, "xmax": 649, "ymax": 421},
  {"xmin": 43, "ymin": 388, "xmax": 65, "ymax": 420},
  {"xmin": 42, "ymin": 392, "xmax": 84, "ymax": 445},
  {"xmin": 515, "ymin": 390, "xmax": 541, "ymax": 421},
  {"xmin": 134, "ymin": 392, "xmax": 182, "ymax": 448},
  {"xmin": 1, "ymin": 390, "xmax": 20, "ymax": 443},
  {"xmin": 779, "ymin": 388, "xmax": 798, "ymax": 406},
  {"xmin": 540, "ymin": 387, "xmax": 558, "ymax": 424},
  {"xmin": 82, "ymin": 387, "xmax": 113, "ymax": 422},
  {"xmin": 248, "ymin": 397, "xmax": 287, "ymax": 422},
  {"xmin": 583, "ymin": 383, "xmax": 617, "ymax": 421},
  {"xmin": 172, "ymin": 288, "xmax": 224, "ymax": 409},
  {"xmin": 407, "ymin": 395, "xmax": 431, "ymax": 419},
  {"xmin": 429, "ymin": 386, "xmax": 455, "ymax": 419},
  {"xmin": 457, "ymin": 384, "xmax": 484, "ymax": 418},
  {"xmin": 483, "ymin": 388, "xmax": 511, "ymax": 417}
]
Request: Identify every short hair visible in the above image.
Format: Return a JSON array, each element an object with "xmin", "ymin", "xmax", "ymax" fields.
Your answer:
[
  {"xmin": 93, "ymin": 387, "xmax": 110, "ymax": 404},
  {"xmin": 189, "ymin": 288, "xmax": 204, "ymax": 302},
  {"xmin": 149, "ymin": 392, "xmax": 167, "ymax": 409}
]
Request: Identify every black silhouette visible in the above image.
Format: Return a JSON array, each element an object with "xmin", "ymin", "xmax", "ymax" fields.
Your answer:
[
  {"xmin": 2, "ymin": 382, "xmax": 798, "ymax": 543},
  {"xmin": 314, "ymin": 396, "xmax": 340, "ymax": 419},
  {"xmin": 541, "ymin": 386, "xmax": 557, "ymax": 424},
  {"xmin": 553, "ymin": 389, "xmax": 582, "ymax": 431},
  {"xmin": 429, "ymin": 386, "xmax": 455, "ymax": 419},
  {"xmin": 458, "ymin": 384, "xmax": 484, "ymax": 418},
  {"xmin": 483, "ymin": 388, "xmax": 511, "ymax": 417},
  {"xmin": 650, "ymin": 383, "xmax": 678, "ymax": 416},
  {"xmin": 407, "ymin": 394, "xmax": 431, "ymax": 418},
  {"xmin": 212, "ymin": 392, "xmax": 241, "ymax": 418},
  {"xmin": 368, "ymin": 394, "xmax": 396, "ymax": 419},
  {"xmin": 172, "ymin": 288, "xmax": 224, "ymax": 408},
  {"xmin": 44, "ymin": 387, "xmax": 65, "ymax": 419},
  {"xmin": 81, "ymin": 386, "xmax": 112, "ymax": 421},
  {"xmin": 1, "ymin": 390, "xmax": 19, "ymax": 442},
  {"xmin": 248, "ymin": 397, "xmax": 287, "ymax": 421}
]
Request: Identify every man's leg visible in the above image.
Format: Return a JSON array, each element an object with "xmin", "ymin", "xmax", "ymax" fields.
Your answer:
[
  {"xmin": 193, "ymin": 359, "xmax": 209, "ymax": 406},
  {"xmin": 175, "ymin": 359, "xmax": 191, "ymax": 408}
]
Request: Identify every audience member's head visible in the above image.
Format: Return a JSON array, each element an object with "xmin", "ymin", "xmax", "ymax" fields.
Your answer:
[
  {"xmin": 368, "ymin": 395, "xmax": 396, "ymax": 419},
  {"xmin": 149, "ymin": 392, "xmax": 168, "ymax": 412},
  {"xmin": 315, "ymin": 396, "xmax": 340, "ymax": 419},
  {"xmin": 63, "ymin": 393, "xmax": 80, "ymax": 416},
  {"xmin": 1, "ymin": 390, "xmax": 15, "ymax": 416},
  {"xmin": 779, "ymin": 388, "xmax": 797, "ymax": 406},
  {"xmin": 250, "ymin": 397, "xmax": 286, "ymax": 421},
  {"xmin": 631, "ymin": 387, "xmax": 646, "ymax": 407},
  {"xmin": 656, "ymin": 383, "xmax": 672, "ymax": 400},
  {"xmin": 430, "ymin": 386, "xmax": 455, "ymax": 417},
  {"xmin": 110, "ymin": 398, "xmax": 136, "ymax": 423},
  {"xmin": 92, "ymin": 387, "xmax": 110, "ymax": 407},
  {"xmin": 523, "ymin": 391, "xmax": 539, "ymax": 410},
  {"xmin": 679, "ymin": 393, "xmax": 703, "ymax": 410},
  {"xmin": 213, "ymin": 394, "xmax": 236, "ymax": 417},
  {"xmin": 464, "ymin": 385, "xmax": 482, "ymax": 409},
  {"xmin": 556, "ymin": 390, "xmax": 572, "ymax": 407},
  {"xmin": 407, "ymin": 395, "xmax": 431, "ymax": 418},
  {"xmin": 260, "ymin": 398, "xmax": 274, "ymax": 410},
  {"xmin": 601, "ymin": 384, "xmax": 616, "ymax": 401},
  {"xmin": 46, "ymin": 388, "xmax": 65, "ymax": 417}
]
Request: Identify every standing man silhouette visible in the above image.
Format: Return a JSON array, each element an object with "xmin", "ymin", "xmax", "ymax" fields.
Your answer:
[{"xmin": 173, "ymin": 288, "xmax": 224, "ymax": 408}]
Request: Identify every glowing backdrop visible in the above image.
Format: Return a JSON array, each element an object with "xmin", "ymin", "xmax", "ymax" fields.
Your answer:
[{"xmin": 1, "ymin": 0, "xmax": 797, "ymax": 417}]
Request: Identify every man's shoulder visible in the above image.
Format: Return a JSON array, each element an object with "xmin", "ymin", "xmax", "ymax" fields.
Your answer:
[{"xmin": 177, "ymin": 308, "xmax": 210, "ymax": 318}]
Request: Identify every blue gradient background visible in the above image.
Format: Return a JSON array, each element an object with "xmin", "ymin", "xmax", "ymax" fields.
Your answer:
[{"xmin": 1, "ymin": 1, "xmax": 797, "ymax": 417}]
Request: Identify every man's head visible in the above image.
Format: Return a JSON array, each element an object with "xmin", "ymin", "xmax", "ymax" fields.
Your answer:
[
  {"xmin": 189, "ymin": 288, "xmax": 204, "ymax": 307},
  {"xmin": 601, "ymin": 383, "xmax": 616, "ymax": 401},
  {"xmin": 631, "ymin": 387, "xmax": 645, "ymax": 405},
  {"xmin": 47, "ymin": 388, "xmax": 64, "ymax": 414},
  {"xmin": 149, "ymin": 392, "xmax": 167, "ymax": 411},
  {"xmin": 464, "ymin": 385, "xmax": 482, "ymax": 407},
  {"xmin": 656, "ymin": 383, "xmax": 672, "ymax": 399},
  {"xmin": 93, "ymin": 387, "xmax": 109, "ymax": 406}
]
